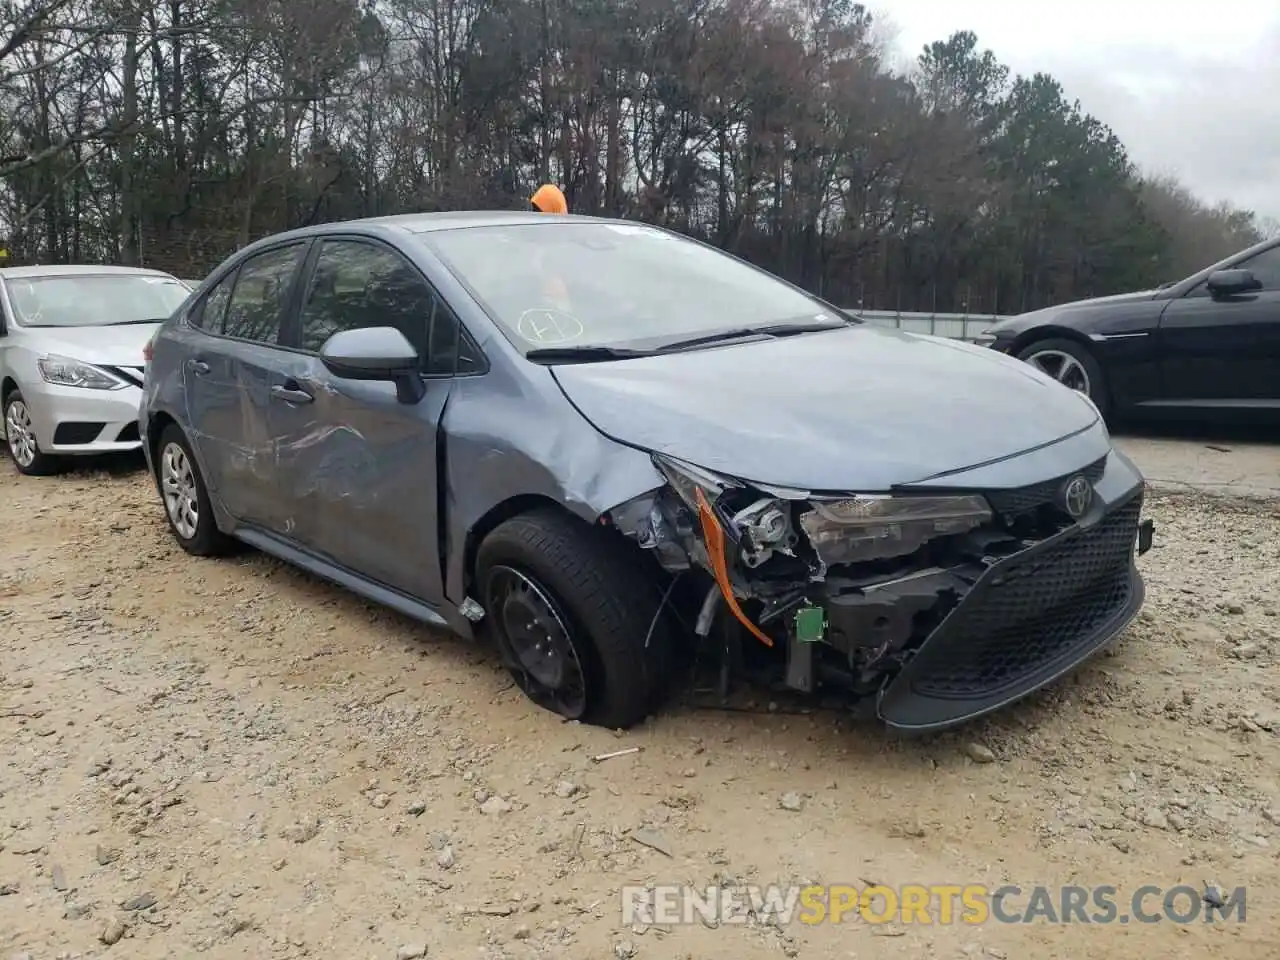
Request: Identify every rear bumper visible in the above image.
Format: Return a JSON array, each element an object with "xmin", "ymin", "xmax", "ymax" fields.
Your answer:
[
  {"xmin": 23, "ymin": 379, "xmax": 143, "ymax": 455},
  {"xmin": 877, "ymin": 488, "xmax": 1151, "ymax": 732}
]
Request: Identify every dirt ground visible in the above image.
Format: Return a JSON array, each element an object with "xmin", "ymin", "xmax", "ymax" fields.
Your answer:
[{"xmin": 2, "ymin": 448, "xmax": 1279, "ymax": 960}]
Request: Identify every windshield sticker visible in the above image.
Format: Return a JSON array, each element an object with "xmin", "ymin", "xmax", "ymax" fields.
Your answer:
[{"xmin": 516, "ymin": 308, "xmax": 585, "ymax": 345}]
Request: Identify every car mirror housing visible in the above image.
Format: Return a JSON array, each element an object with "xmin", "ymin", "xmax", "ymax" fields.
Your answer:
[
  {"xmin": 1205, "ymin": 268, "xmax": 1262, "ymax": 298},
  {"xmin": 319, "ymin": 326, "xmax": 425, "ymax": 404}
]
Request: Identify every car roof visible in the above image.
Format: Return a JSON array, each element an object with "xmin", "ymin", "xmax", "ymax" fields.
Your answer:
[
  {"xmin": 245, "ymin": 211, "xmax": 648, "ymax": 246},
  {"xmin": 0, "ymin": 264, "xmax": 178, "ymax": 280}
]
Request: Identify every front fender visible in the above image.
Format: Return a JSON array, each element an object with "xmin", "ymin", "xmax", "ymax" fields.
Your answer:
[{"xmin": 440, "ymin": 373, "xmax": 665, "ymax": 605}]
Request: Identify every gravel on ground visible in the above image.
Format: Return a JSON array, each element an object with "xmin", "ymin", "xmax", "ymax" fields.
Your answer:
[{"xmin": 1, "ymin": 455, "xmax": 1278, "ymax": 959}]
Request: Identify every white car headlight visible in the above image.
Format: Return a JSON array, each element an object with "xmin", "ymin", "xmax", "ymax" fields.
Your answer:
[{"xmin": 37, "ymin": 354, "xmax": 127, "ymax": 390}]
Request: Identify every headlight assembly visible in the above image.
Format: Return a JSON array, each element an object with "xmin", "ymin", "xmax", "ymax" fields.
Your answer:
[
  {"xmin": 798, "ymin": 494, "xmax": 993, "ymax": 565},
  {"xmin": 37, "ymin": 354, "xmax": 127, "ymax": 390}
]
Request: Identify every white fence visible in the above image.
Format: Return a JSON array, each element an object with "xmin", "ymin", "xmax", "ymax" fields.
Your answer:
[{"xmin": 843, "ymin": 310, "xmax": 1009, "ymax": 342}]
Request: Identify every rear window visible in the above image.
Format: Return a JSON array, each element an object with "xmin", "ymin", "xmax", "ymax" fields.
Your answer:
[{"xmin": 7, "ymin": 274, "xmax": 191, "ymax": 328}]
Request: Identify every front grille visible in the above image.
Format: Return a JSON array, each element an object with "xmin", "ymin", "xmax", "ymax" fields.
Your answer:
[
  {"xmin": 984, "ymin": 457, "xmax": 1107, "ymax": 517},
  {"xmin": 907, "ymin": 492, "xmax": 1142, "ymax": 700},
  {"xmin": 53, "ymin": 422, "xmax": 106, "ymax": 445}
]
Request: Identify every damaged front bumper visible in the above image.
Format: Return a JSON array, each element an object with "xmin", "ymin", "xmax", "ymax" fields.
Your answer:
[{"xmin": 608, "ymin": 448, "xmax": 1155, "ymax": 733}]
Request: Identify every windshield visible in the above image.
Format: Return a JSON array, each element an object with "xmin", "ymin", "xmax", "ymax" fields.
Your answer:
[
  {"xmin": 422, "ymin": 222, "xmax": 842, "ymax": 352},
  {"xmin": 6, "ymin": 274, "xmax": 190, "ymax": 328}
]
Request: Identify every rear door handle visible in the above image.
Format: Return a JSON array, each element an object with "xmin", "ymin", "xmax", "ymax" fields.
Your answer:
[
  {"xmin": 189, "ymin": 360, "xmax": 210, "ymax": 375},
  {"xmin": 270, "ymin": 383, "xmax": 313, "ymax": 405}
]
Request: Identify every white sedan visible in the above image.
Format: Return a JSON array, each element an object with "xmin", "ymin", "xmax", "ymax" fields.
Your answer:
[{"xmin": 0, "ymin": 264, "xmax": 192, "ymax": 475}]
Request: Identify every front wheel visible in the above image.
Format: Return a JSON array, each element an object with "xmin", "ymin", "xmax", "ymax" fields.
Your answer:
[
  {"xmin": 1016, "ymin": 337, "xmax": 1110, "ymax": 417},
  {"xmin": 3, "ymin": 389, "xmax": 62, "ymax": 476},
  {"xmin": 476, "ymin": 508, "xmax": 675, "ymax": 729}
]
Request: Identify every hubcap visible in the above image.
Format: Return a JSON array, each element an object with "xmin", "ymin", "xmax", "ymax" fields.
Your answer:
[
  {"xmin": 160, "ymin": 441, "xmax": 200, "ymax": 539},
  {"xmin": 487, "ymin": 565, "xmax": 587, "ymax": 719},
  {"xmin": 1025, "ymin": 349, "xmax": 1092, "ymax": 396},
  {"xmin": 4, "ymin": 400, "xmax": 36, "ymax": 467}
]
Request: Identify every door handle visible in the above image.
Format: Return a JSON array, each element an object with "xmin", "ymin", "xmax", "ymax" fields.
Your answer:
[
  {"xmin": 270, "ymin": 383, "xmax": 313, "ymax": 405},
  {"xmin": 189, "ymin": 360, "xmax": 210, "ymax": 375}
]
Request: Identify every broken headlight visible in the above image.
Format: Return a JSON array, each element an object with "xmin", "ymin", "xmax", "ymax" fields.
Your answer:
[
  {"xmin": 798, "ymin": 494, "xmax": 992, "ymax": 566},
  {"xmin": 652, "ymin": 454, "xmax": 741, "ymax": 507},
  {"xmin": 651, "ymin": 455, "xmax": 798, "ymax": 568}
]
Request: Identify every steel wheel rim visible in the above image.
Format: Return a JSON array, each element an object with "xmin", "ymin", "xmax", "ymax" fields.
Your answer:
[
  {"xmin": 160, "ymin": 441, "xmax": 200, "ymax": 540},
  {"xmin": 4, "ymin": 400, "xmax": 36, "ymax": 467},
  {"xmin": 1025, "ymin": 349, "xmax": 1092, "ymax": 396},
  {"xmin": 487, "ymin": 565, "xmax": 588, "ymax": 719}
]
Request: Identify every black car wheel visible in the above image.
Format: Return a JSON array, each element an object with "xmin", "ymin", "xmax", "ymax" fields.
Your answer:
[
  {"xmin": 154, "ymin": 423, "xmax": 237, "ymax": 556},
  {"xmin": 1016, "ymin": 337, "xmax": 1110, "ymax": 417},
  {"xmin": 476, "ymin": 507, "xmax": 675, "ymax": 729},
  {"xmin": 3, "ymin": 389, "xmax": 62, "ymax": 476}
]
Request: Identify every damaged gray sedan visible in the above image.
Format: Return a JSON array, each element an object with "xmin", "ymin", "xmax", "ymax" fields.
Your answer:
[{"xmin": 140, "ymin": 212, "xmax": 1156, "ymax": 733}]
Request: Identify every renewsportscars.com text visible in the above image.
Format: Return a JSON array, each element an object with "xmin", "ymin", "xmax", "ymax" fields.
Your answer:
[{"xmin": 621, "ymin": 883, "xmax": 1246, "ymax": 927}]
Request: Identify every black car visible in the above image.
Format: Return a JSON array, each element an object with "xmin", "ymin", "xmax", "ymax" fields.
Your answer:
[{"xmin": 978, "ymin": 237, "xmax": 1280, "ymax": 422}]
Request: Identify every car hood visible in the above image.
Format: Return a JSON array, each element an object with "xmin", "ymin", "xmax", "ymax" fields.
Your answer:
[
  {"xmin": 550, "ymin": 325, "xmax": 1101, "ymax": 490},
  {"xmin": 23, "ymin": 323, "xmax": 160, "ymax": 366},
  {"xmin": 995, "ymin": 288, "xmax": 1161, "ymax": 328}
]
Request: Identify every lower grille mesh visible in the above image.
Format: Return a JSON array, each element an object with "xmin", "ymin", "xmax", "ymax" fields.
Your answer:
[{"xmin": 909, "ymin": 493, "xmax": 1142, "ymax": 699}]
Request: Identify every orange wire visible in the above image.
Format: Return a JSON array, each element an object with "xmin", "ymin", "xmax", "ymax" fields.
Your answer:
[{"xmin": 695, "ymin": 487, "xmax": 774, "ymax": 648}]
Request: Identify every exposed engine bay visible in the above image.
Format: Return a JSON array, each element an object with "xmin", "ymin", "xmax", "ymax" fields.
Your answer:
[{"xmin": 605, "ymin": 453, "xmax": 1152, "ymax": 704}]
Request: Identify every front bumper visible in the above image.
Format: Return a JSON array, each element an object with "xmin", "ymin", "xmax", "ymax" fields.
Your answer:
[
  {"xmin": 876, "ymin": 487, "xmax": 1151, "ymax": 732},
  {"xmin": 23, "ymin": 379, "xmax": 144, "ymax": 456}
]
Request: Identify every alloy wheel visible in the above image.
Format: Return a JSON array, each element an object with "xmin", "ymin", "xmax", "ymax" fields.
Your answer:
[
  {"xmin": 487, "ymin": 564, "xmax": 588, "ymax": 719},
  {"xmin": 4, "ymin": 400, "xmax": 37, "ymax": 468},
  {"xmin": 1024, "ymin": 349, "xmax": 1092, "ymax": 396},
  {"xmin": 160, "ymin": 441, "xmax": 200, "ymax": 539}
]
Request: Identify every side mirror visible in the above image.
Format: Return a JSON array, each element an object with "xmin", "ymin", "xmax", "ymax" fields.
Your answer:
[
  {"xmin": 1205, "ymin": 268, "xmax": 1262, "ymax": 298},
  {"xmin": 319, "ymin": 326, "xmax": 425, "ymax": 404}
]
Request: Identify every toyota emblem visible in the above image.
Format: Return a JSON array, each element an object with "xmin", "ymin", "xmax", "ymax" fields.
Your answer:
[{"xmin": 1061, "ymin": 475, "xmax": 1092, "ymax": 519}]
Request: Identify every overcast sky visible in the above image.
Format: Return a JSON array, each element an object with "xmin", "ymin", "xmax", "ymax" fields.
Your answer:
[{"xmin": 874, "ymin": 1, "xmax": 1280, "ymax": 221}]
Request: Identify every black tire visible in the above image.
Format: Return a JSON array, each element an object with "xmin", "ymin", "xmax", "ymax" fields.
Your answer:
[
  {"xmin": 154, "ymin": 423, "xmax": 237, "ymax": 556},
  {"xmin": 1016, "ymin": 337, "xmax": 1110, "ymax": 418},
  {"xmin": 3, "ymin": 388, "xmax": 62, "ymax": 476},
  {"xmin": 476, "ymin": 507, "xmax": 676, "ymax": 729}
]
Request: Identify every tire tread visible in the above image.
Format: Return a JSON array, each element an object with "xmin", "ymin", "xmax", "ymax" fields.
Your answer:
[{"xmin": 478, "ymin": 507, "xmax": 675, "ymax": 729}]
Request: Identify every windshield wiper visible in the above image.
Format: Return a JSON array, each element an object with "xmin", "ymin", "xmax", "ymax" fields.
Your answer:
[
  {"xmin": 655, "ymin": 320, "xmax": 848, "ymax": 353},
  {"xmin": 525, "ymin": 345, "xmax": 656, "ymax": 364},
  {"xmin": 105, "ymin": 317, "xmax": 171, "ymax": 326}
]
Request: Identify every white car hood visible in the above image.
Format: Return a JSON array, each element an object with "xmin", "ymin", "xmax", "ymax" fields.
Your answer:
[{"xmin": 27, "ymin": 323, "xmax": 160, "ymax": 367}]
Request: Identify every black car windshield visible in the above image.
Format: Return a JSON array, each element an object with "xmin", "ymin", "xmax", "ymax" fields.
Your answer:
[
  {"xmin": 6, "ymin": 274, "xmax": 190, "ymax": 328},
  {"xmin": 422, "ymin": 221, "xmax": 844, "ymax": 352}
]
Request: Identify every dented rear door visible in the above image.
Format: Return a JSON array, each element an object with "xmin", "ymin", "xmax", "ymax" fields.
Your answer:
[{"xmin": 183, "ymin": 241, "xmax": 310, "ymax": 529}]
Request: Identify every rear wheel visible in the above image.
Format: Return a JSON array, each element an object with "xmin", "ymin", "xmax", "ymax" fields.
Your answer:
[
  {"xmin": 476, "ymin": 508, "xmax": 676, "ymax": 729},
  {"xmin": 3, "ymin": 389, "xmax": 62, "ymax": 476},
  {"xmin": 155, "ymin": 423, "xmax": 237, "ymax": 556},
  {"xmin": 1016, "ymin": 337, "xmax": 1110, "ymax": 417}
]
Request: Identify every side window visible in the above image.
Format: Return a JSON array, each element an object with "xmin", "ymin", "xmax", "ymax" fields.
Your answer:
[
  {"xmin": 222, "ymin": 244, "xmax": 305, "ymax": 344},
  {"xmin": 297, "ymin": 239, "xmax": 482, "ymax": 376},
  {"xmin": 1237, "ymin": 246, "xmax": 1280, "ymax": 291},
  {"xmin": 189, "ymin": 271, "xmax": 235, "ymax": 333}
]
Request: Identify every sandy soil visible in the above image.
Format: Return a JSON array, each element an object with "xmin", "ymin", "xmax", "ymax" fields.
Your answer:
[{"xmin": 2, "ymin": 454, "xmax": 1279, "ymax": 960}]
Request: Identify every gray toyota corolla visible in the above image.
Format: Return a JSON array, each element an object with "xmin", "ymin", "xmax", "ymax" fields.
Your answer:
[{"xmin": 140, "ymin": 211, "xmax": 1156, "ymax": 732}]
